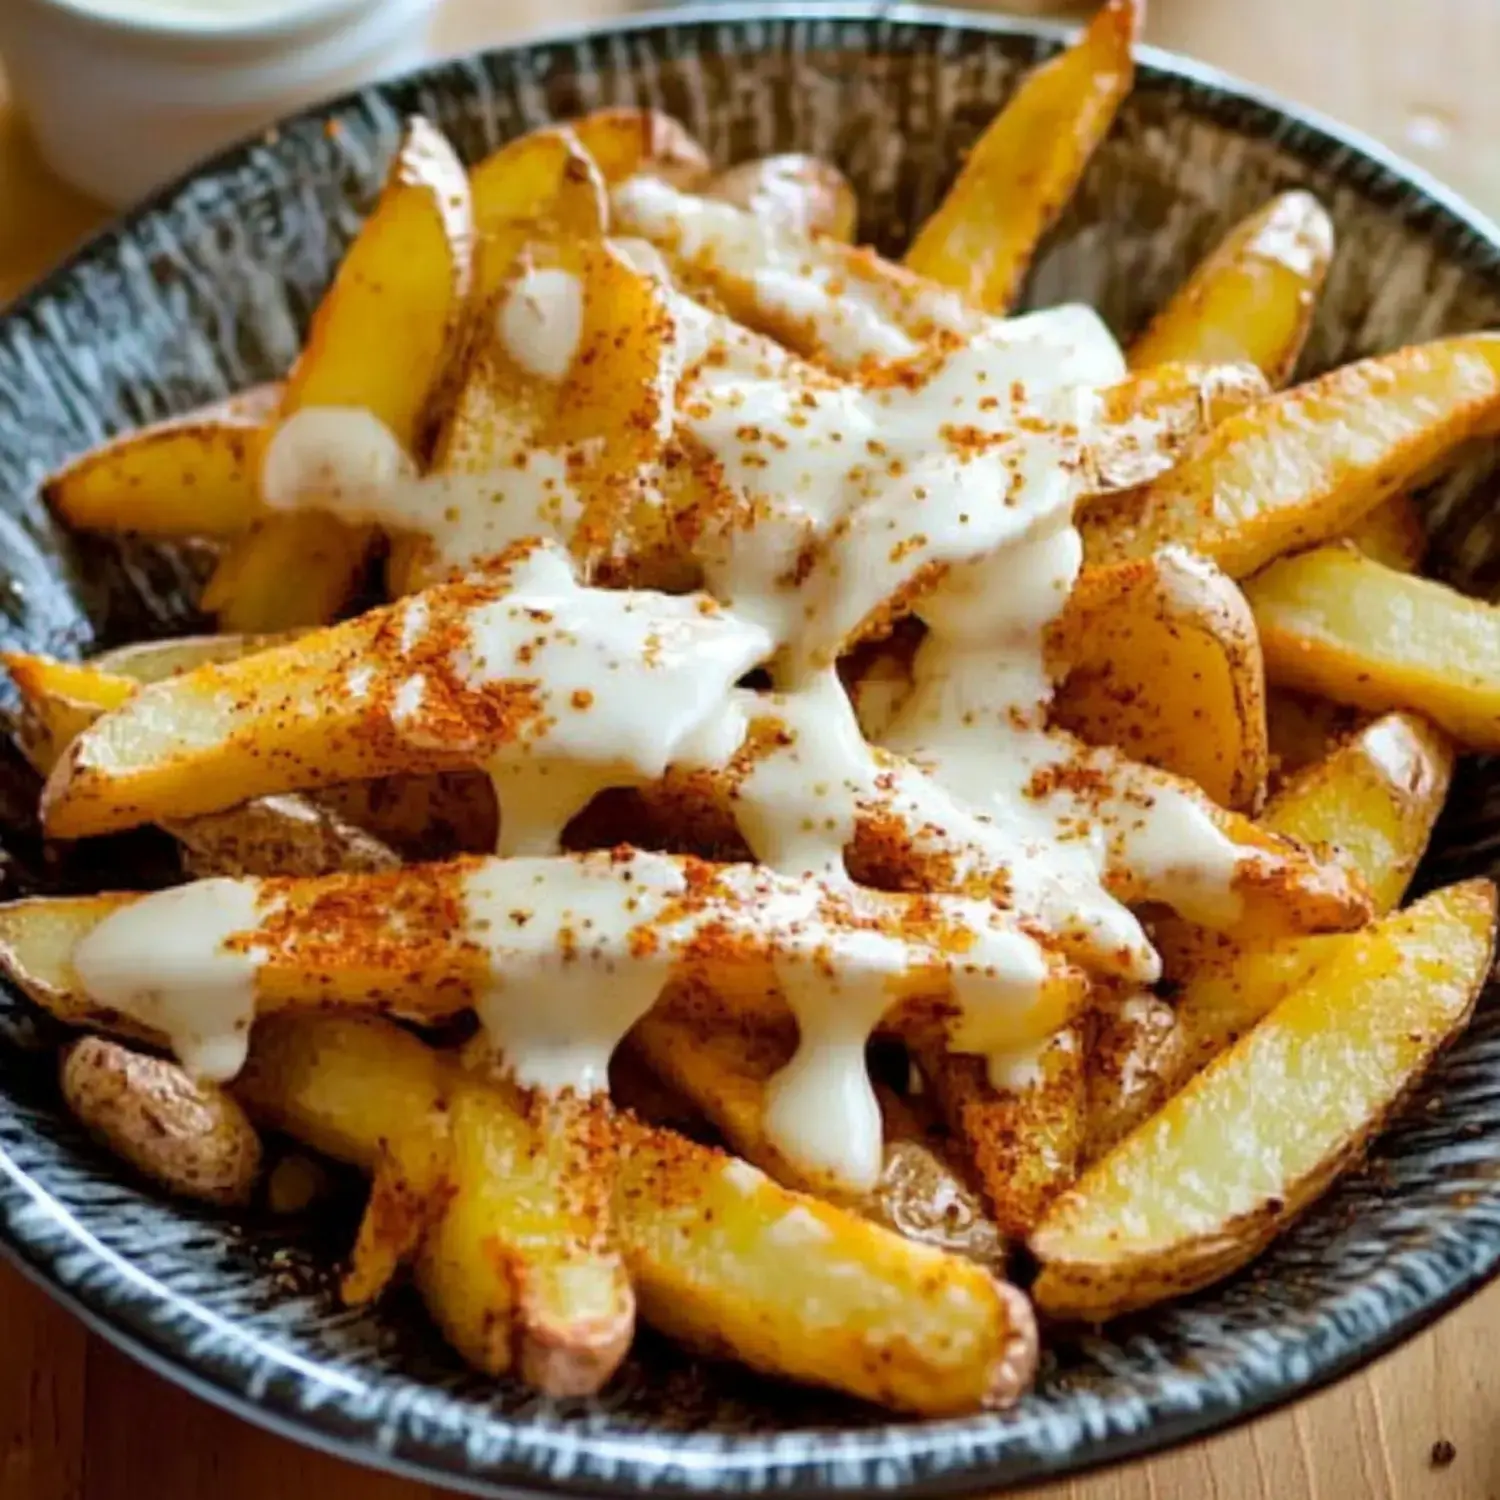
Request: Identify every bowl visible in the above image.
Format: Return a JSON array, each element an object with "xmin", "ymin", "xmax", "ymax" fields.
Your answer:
[
  {"xmin": 0, "ymin": 0, "xmax": 438, "ymax": 207},
  {"xmin": 3, "ymin": 5, "xmax": 1500, "ymax": 1495}
]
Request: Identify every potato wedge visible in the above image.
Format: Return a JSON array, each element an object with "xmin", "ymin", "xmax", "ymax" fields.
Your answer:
[
  {"xmin": 1081, "ymin": 334, "xmax": 1500, "ymax": 578},
  {"xmin": 903, "ymin": 0, "xmax": 1138, "ymax": 311},
  {"xmin": 1157, "ymin": 712, "xmax": 1455, "ymax": 1089},
  {"xmin": 5, "ymin": 651, "xmax": 402, "ymax": 878},
  {"xmin": 414, "ymin": 1080, "xmax": 634, "ymax": 1394},
  {"xmin": 1083, "ymin": 995, "xmax": 1185, "ymax": 1164},
  {"xmin": 567, "ymin": 107, "xmax": 709, "ymax": 190},
  {"xmin": 1127, "ymin": 192, "xmax": 1334, "ymax": 384},
  {"xmin": 241, "ymin": 1013, "xmax": 1039, "ymax": 1413},
  {"xmin": 706, "ymin": 155, "xmax": 858, "ymax": 242},
  {"xmin": 60, "ymin": 1035, "xmax": 262, "ymax": 1206},
  {"xmin": 1050, "ymin": 549, "xmax": 1269, "ymax": 811},
  {"xmin": 1031, "ymin": 879, "xmax": 1498, "ymax": 1321},
  {"xmin": 205, "ymin": 118, "xmax": 474, "ymax": 630},
  {"xmin": 1344, "ymin": 491, "xmax": 1425, "ymax": 572},
  {"xmin": 44, "ymin": 384, "xmax": 280, "ymax": 539},
  {"xmin": 0, "ymin": 854, "xmax": 1083, "ymax": 1057},
  {"xmin": 910, "ymin": 1025, "xmax": 1086, "ymax": 1239},
  {"xmin": 1248, "ymin": 545, "xmax": 1500, "ymax": 749},
  {"xmin": 628, "ymin": 991, "xmax": 1006, "ymax": 1269}
]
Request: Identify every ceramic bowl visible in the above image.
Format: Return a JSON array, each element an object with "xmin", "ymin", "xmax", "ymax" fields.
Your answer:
[{"xmin": 3, "ymin": 5, "xmax": 1500, "ymax": 1495}]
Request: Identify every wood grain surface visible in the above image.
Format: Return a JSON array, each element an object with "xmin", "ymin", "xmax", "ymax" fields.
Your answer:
[{"xmin": 2, "ymin": 2, "xmax": 1500, "ymax": 1498}]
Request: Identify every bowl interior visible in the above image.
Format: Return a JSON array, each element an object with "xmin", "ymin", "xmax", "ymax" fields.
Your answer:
[{"xmin": 3, "ymin": 7, "xmax": 1500, "ymax": 1496}]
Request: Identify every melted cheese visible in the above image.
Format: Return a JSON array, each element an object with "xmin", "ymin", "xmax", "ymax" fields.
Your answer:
[{"xmin": 80, "ymin": 191, "xmax": 1269, "ymax": 1192}]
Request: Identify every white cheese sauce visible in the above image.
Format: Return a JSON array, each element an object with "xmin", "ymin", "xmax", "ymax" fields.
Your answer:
[{"xmin": 78, "ymin": 186, "xmax": 1275, "ymax": 1191}]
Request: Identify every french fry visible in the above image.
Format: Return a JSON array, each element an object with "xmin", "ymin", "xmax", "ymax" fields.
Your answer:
[
  {"xmin": 414, "ymin": 1080, "xmax": 634, "ymax": 1394},
  {"xmin": 1127, "ymin": 192, "xmax": 1334, "ymax": 384},
  {"xmin": 5, "ymin": 651, "xmax": 402, "ymax": 879},
  {"xmin": 1031, "ymin": 879, "xmax": 1498, "ymax": 1321},
  {"xmin": 1050, "ymin": 549, "xmax": 1269, "ymax": 810},
  {"xmin": 706, "ymin": 155, "xmax": 858, "ymax": 242},
  {"xmin": 204, "ymin": 119, "xmax": 474, "ymax": 630},
  {"xmin": 910, "ymin": 1025, "xmax": 1086, "ymax": 1239},
  {"xmin": 1247, "ymin": 545, "xmax": 1500, "ymax": 749},
  {"xmin": 903, "ymin": 0, "xmax": 1139, "ymax": 311},
  {"xmin": 1156, "ymin": 712, "xmax": 1454, "ymax": 1089},
  {"xmin": 240, "ymin": 1013, "xmax": 1039, "ymax": 1414},
  {"xmin": 0, "ymin": 853, "xmax": 1084, "ymax": 1044},
  {"xmin": 1081, "ymin": 334, "xmax": 1500, "ymax": 578},
  {"xmin": 44, "ymin": 384, "xmax": 281, "ymax": 539}
]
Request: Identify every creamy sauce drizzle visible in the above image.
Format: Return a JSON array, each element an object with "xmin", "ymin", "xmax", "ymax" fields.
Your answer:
[{"xmin": 81, "ymin": 182, "xmax": 1269, "ymax": 1189}]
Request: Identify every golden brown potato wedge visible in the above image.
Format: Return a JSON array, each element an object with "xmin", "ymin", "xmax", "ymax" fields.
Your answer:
[
  {"xmin": 204, "ymin": 118, "xmax": 474, "ymax": 630},
  {"xmin": 1156, "ymin": 712, "xmax": 1455, "ymax": 1088},
  {"xmin": 1031, "ymin": 879, "xmax": 1497, "ymax": 1321},
  {"xmin": 5, "ymin": 651, "xmax": 401, "ymax": 878},
  {"xmin": 903, "ymin": 0, "xmax": 1139, "ymax": 310},
  {"xmin": 91, "ymin": 632, "xmax": 297, "ymax": 683},
  {"xmin": 910, "ymin": 1025, "xmax": 1086, "ymax": 1239},
  {"xmin": 1248, "ymin": 545, "xmax": 1500, "ymax": 750},
  {"xmin": 240, "ymin": 1013, "xmax": 1039, "ymax": 1414},
  {"xmin": 44, "ymin": 384, "xmax": 280, "ymax": 539},
  {"xmin": 1344, "ymin": 492, "xmax": 1425, "ymax": 572},
  {"xmin": 60, "ymin": 1035, "xmax": 262, "ymax": 1206},
  {"xmin": 706, "ymin": 154, "xmax": 858, "ymax": 242},
  {"xmin": 1050, "ymin": 549, "xmax": 1269, "ymax": 811},
  {"xmin": 1083, "ymin": 995, "xmax": 1185, "ymax": 1165},
  {"xmin": 414, "ymin": 1080, "xmax": 634, "ymax": 1394},
  {"xmin": 1127, "ymin": 192, "xmax": 1334, "ymax": 384},
  {"xmin": 1081, "ymin": 334, "xmax": 1500, "ymax": 578},
  {"xmin": 566, "ymin": 107, "xmax": 710, "ymax": 189},
  {"xmin": 0, "ymin": 854, "xmax": 1083, "ymax": 1057}
]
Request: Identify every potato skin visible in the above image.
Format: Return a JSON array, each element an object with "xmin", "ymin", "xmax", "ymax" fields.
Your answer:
[{"xmin": 60, "ymin": 1037, "xmax": 262, "ymax": 1206}]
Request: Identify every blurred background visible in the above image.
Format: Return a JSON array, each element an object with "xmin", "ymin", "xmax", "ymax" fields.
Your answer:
[{"xmin": 0, "ymin": 0, "xmax": 1494, "ymax": 302}]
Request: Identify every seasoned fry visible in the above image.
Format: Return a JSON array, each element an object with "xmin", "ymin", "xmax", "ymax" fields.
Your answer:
[
  {"xmin": 1081, "ymin": 334, "xmax": 1500, "ymax": 578},
  {"xmin": 1050, "ymin": 549, "xmax": 1269, "ymax": 810},
  {"xmin": 415, "ymin": 1080, "xmax": 634, "ymax": 1394},
  {"xmin": 1156, "ymin": 712, "xmax": 1454, "ymax": 1089},
  {"xmin": 0, "ymin": 853, "xmax": 1085, "ymax": 1054},
  {"xmin": 1127, "ymin": 192, "xmax": 1334, "ymax": 383},
  {"xmin": 1031, "ymin": 879, "xmax": 1498, "ymax": 1320},
  {"xmin": 204, "ymin": 119, "xmax": 474, "ymax": 629},
  {"xmin": 240, "ymin": 1013, "xmax": 1038, "ymax": 1414},
  {"xmin": 60, "ymin": 1036, "xmax": 262, "ymax": 1206},
  {"xmin": 910, "ymin": 1026, "xmax": 1086, "ymax": 1239},
  {"xmin": 706, "ymin": 155, "xmax": 858, "ymax": 242},
  {"xmin": 904, "ymin": 0, "xmax": 1139, "ymax": 310},
  {"xmin": 6, "ymin": 651, "xmax": 402, "ymax": 878},
  {"xmin": 44, "ymin": 384, "xmax": 281, "ymax": 539},
  {"xmin": 1248, "ymin": 545, "xmax": 1500, "ymax": 749}
]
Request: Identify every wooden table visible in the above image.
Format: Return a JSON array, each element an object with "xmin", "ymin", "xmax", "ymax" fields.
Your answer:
[{"xmin": 3, "ymin": 1, "xmax": 1500, "ymax": 1497}]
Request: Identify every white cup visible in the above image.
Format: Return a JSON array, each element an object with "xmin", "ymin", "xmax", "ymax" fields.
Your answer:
[{"xmin": 0, "ymin": 0, "xmax": 439, "ymax": 208}]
